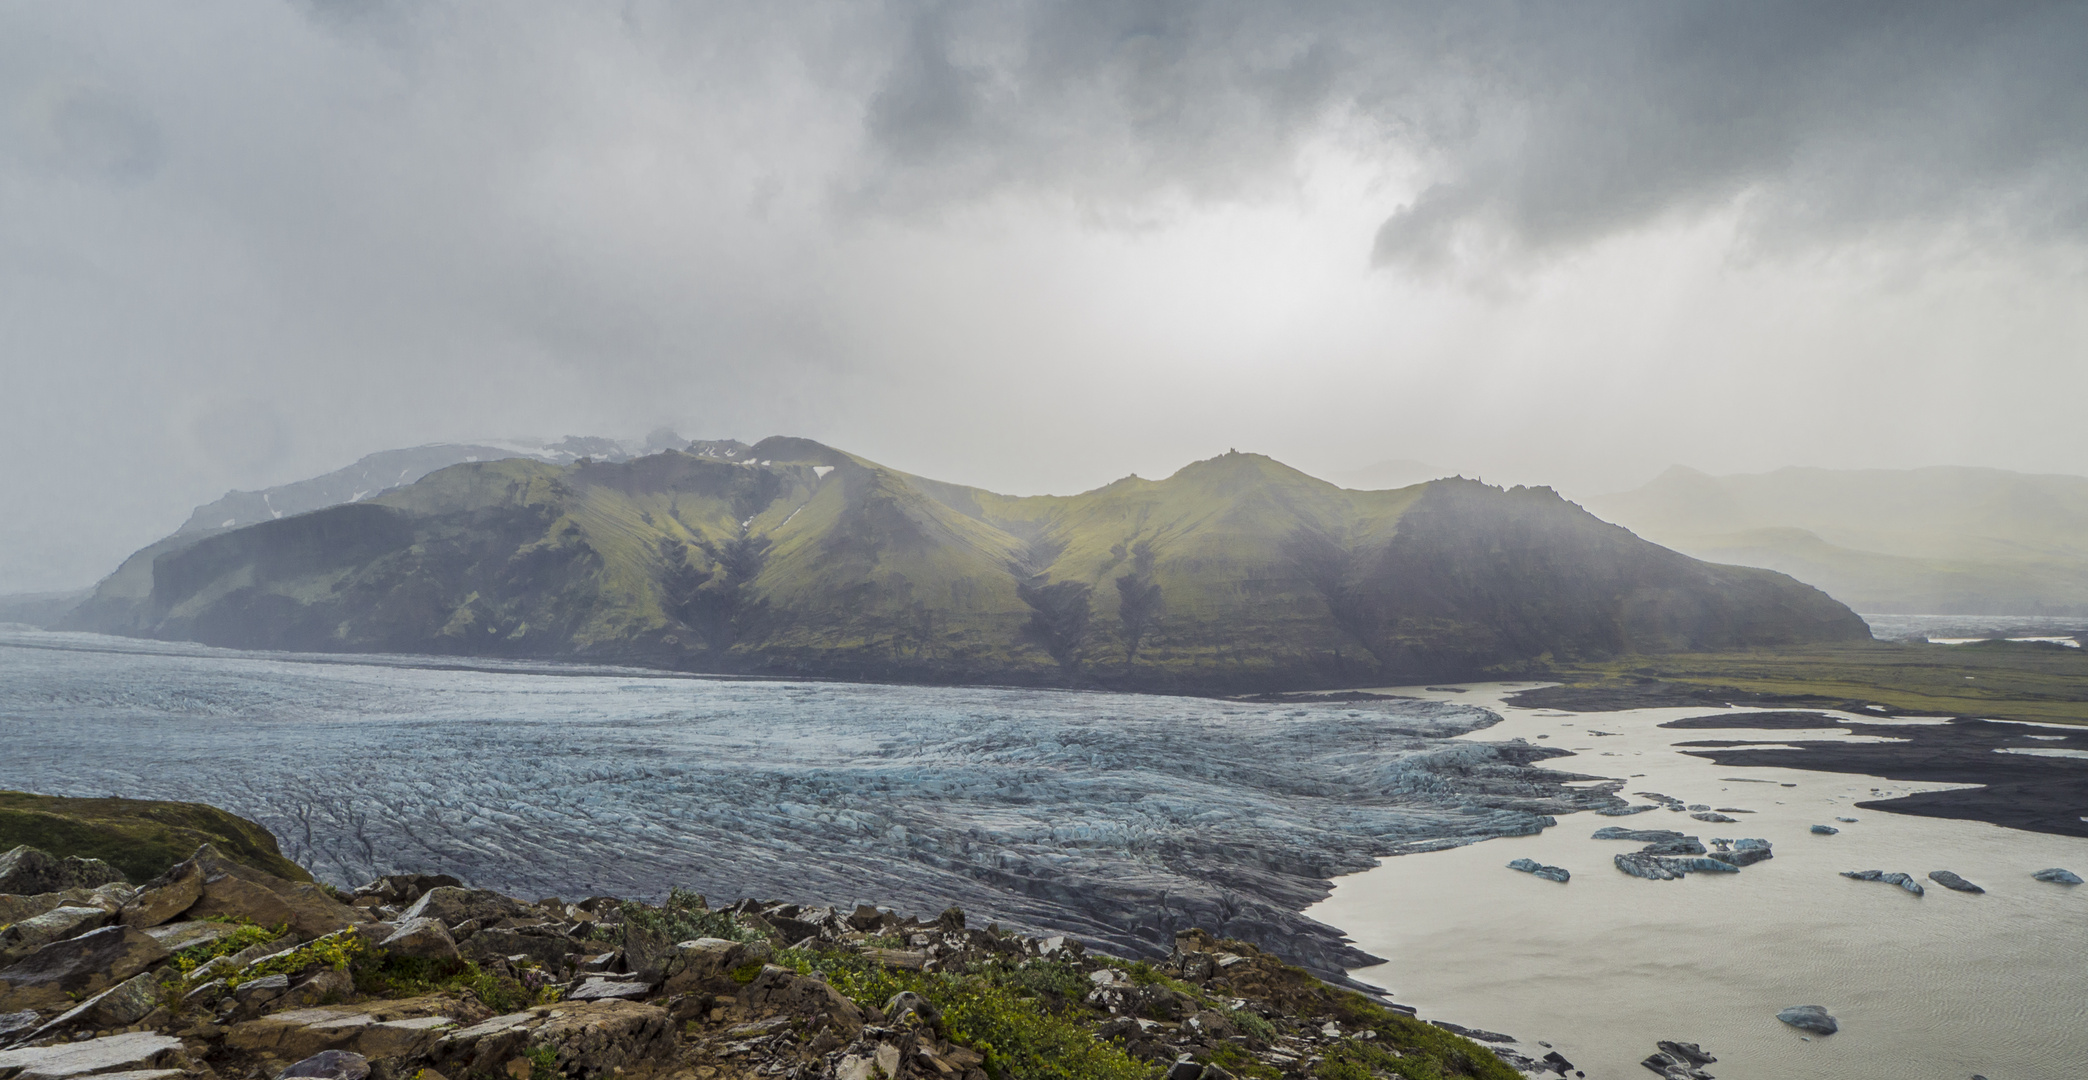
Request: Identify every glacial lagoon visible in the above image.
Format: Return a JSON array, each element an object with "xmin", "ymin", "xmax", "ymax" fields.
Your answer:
[{"xmin": 1313, "ymin": 684, "xmax": 2088, "ymax": 1079}]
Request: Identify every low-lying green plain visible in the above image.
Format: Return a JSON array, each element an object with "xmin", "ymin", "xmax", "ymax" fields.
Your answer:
[{"xmin": 1534, "ymin": 639, "xmax": 2088, "ymax": 726}]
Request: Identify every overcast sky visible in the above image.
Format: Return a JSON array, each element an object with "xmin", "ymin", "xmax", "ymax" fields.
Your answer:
[{"xmin": 3, "ymin": 1, "xmax": 2085, "ymax": 591}]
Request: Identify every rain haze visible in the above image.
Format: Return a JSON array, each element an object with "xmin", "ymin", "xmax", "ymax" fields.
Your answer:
[{"xmin": 3, "ymin": 0, "xmax": 2086, "ymax": 593}]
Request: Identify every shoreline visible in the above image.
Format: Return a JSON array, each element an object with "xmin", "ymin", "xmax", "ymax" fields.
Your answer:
[{"xmin": 1305, "ymin": 685, "xmax": 2088, "ymax": 1080}]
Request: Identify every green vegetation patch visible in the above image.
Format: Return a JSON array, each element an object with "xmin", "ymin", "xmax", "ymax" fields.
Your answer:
[
  {"xmin": 779, "ymin": 949, "xmax": 1155, "ymax": 1080},
  {"xmin": 595, "ymin": 887, "xmax": 761, "ymax": 945},
  {"xmin": 353, "ymin": 951, "xmax": 562, "ymax": 1013},
  {"xmin": 1320, "ymin": 991, "xmax": 1520, "ymax": 1080},
  {"xmin": 170, "ymin": 919, "xmax": 285, "ymax": 976},
  {"xmin": 0, "ymin": 790, "xmax": 311, "ymax": 883},
  {"xmin": 226, "ymin": 931, "xmax": 364, "ymax": 989},
  {"xmin": 1549, "ymin": 641, "xmax": 2088, "ymax": 726}
]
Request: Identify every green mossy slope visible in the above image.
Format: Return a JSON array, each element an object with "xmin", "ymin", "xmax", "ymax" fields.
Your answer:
[{"xmin": 0, "ymin": 790, "xmax": 311, "ymax": 883}]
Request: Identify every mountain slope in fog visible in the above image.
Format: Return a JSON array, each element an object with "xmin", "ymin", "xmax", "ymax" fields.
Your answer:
[
  {"xmin": 67, "ymin": 439, "xmax": 1867, "ymax": 689},
  {"xmin": 1589, "ymin": 466, "xmax": 2088, "ymax": 615}
]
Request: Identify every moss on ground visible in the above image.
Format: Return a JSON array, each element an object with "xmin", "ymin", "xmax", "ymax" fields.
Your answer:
[
  {"xmin": 0, "ymin": 790, "xmax": 312, "ymax": 883},
  {"xmin": 1545, "ymin": 640, "xmax": 2088, "ymax": 726},
  {"xmin": 352, "ymin": 951, "xmax": 561, "ymax": 1013},
  {"xmin": 762, "ymin": 939, "xmax": 1519, "ymax": 1080}
]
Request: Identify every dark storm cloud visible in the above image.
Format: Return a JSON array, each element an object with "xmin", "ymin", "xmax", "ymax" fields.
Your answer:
[{"xmin": 837, "ymin": 1, "xmax": 2088, "ymax": 265}]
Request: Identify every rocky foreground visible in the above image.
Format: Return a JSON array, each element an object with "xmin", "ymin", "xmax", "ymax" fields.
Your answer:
[{"xmin": 0, "ymin": 844, "xmax": 1534, "ymax": 1080}]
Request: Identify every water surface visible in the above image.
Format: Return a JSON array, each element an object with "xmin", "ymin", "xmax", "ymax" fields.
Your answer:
[{"xmin": 1312, "ymin": 684, "xmax": 2088, "ymax": 1080}]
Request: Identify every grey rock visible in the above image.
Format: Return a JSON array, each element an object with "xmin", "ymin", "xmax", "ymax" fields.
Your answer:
[
  {"xmin": 1596, "ymin": 804, "xmax": 1659, "ymax": 816},
  {"xmin": 400, "ymin": 886, "xmax": 530, "ymax": 930},
  {"xmin": 276, "ymin": 1049, "xmax": 371, "ymax": 1080},
  {"xmin": 377, "ymin": 917, "xmax": 460, "ymax": 961},
  {"xmin": 0, "ymin": 906, "xmax": 114, "ymax": 961},
  {"xmin": 0, "ymin": 925, "xmax": 169, "ymax": 1013},
  {"xmin": 1506, "ymin": 859, "xmax": 1570, "ymax": 883},
  {"xmin": 567, "ymin": 977, "xmax": 650, "ymax": 1001},
  {"xmin": 184, "ymin": 851, "xmax": 364, "ymax": 940},
  {"xmin": 1639, "ymin": 1050, "xmax": 1711, "ymax": 1079},
  {"xmin": 1592, "ymin": 827, "xmax": 1686, "ymax": 843},
  {"xmin": 1927, "ymin": 871, "xmax": 1984, "ymax": 893},
  {"xmin": 1686, "ymin": 804, "xmax": 1711, "ymax": 812},
  {"xmin": 1615, "ymin": 852, "xmax": 1739, "ymax": 880},
  {"xmin": 141, "ymin": 919, "xmax": 247, "ymax": 953},
  {"xmin": 183, "ymin": 978, "xmax": 229, "ymax": 1010},
  {"xmin": 0, "ymin": 1031, "xmax": 183, "ymax": 1080},
  {"xmin": 2032, "ymin": 868, "xmax": 2082, "ymax": 885},
  {"xmin": 1776, "ymin": 1004, "xmax": 1838, "ymax": 1035},
  {"xmin": 432, "ymin": 1000, "xmax": 676, "ymax": 1080},
  {"xmin": 1811, "ymin": 825, "xmax": 1839, "ymax": 835},
  {"xmin": 0, "ymin": 1008, "xmax": 40, "ymax": 1042},
  {"xmin": 659, "ymin": 937, "xmax": 771, "ymax": 995},
  {"xmin": 351, "ymin": 874, "xmax": 462, "ymax": 907},
  {"xmin": 1836, "ymin": 816, "xmax": 1858, "ymax": 822},
  {"xmin": 1657, "ymin": 1041, "xmax": 1715, "ymax": 1065},
  {"xmin": 882, "ymin": 991, "xmax": 940, "ymax": 1027},
  {"xmin": 1690, "ymin": 812, "xmax": 1739, "ymax": 823},
  {"xmin": 236, "ymin": 973, "xmax": 293, "ymax": 1005},
  {"xmin": 0, "ymin": 847, "xmax": 125, "ymax": 897},
  {"xmin": 1842, "ymin": 870, "xmax": 1924, "ymax": 895},
  {"xmin": 32, "ymin": 970, "xmax": 164, "ymax": 1037},
  {"xmin": 457, "ymin": 926, "xmax": 573, "ymax": 972},
  {"xmin": 0, "ymin": 889, "xmax": 105, "ymax": 928},
  {"xmin": 1709, "ymin": 839, "xmax": 1773, "ymax": 867}
]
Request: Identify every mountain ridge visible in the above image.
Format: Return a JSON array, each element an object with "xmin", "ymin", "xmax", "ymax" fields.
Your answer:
[{"xmin": 62, "ymin": 439, "xmax": 1868, "ymax": 689}]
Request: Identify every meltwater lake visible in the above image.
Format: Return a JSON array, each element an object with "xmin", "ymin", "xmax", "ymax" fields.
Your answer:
[{"xmin": 3, "ymin": 627, "xmax": 2083, "ymax": 1078}]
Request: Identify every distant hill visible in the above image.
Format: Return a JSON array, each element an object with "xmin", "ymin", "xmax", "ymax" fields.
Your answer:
[
  {"xmin": 1587, "ymin": 466, "xmax": 2088, "ymax": 615},
  {"xmin": 58, "ymin": 435, "xmax": 753, "ymax": 632},
  {"xmin": 64, "ymin": 439, "xmax": 1866, "ymax": 689}
]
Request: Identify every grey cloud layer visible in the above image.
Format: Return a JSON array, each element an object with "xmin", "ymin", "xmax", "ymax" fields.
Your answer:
[
  {"xmin": 846, "ymin": 1, "xmax": 2088, "ymax": 260},
  {"xmin": 0, "ymin": 1, "xmax": 2082, "ymax": 591}
]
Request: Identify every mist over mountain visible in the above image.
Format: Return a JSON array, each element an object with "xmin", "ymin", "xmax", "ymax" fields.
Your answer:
[
  {"xmin": 1590, "ymin": 465, "xmax": 2088, "ymax": 615},
  {"xmin": 61, "ymin": 439, "xmax": 1864, "ymax": 690}
]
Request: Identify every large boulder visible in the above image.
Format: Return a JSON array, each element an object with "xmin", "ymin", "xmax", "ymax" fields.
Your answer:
[
  {"xmin": 456, "ymin": 928, "xmax": 574, "ymax": 972},
  {"xmin": 226, "ymin": 999, "xmax": 459, "ymax": 1062},
  {"xmin": 735, "ymin": 965, "xmax": 865, "ymax": 1034},
  {"xmin": 0, "ymin": 925, "xmax": 168, "ymax": 1013},
  {"xmin": 430, "ymin": 1001, "xmax": 676, "ymax": 1080},
  {"xmin": 0, "ymin": 889, "xmax": 98, "ymax": 927},
  {"xmin": 27, "ymin": 970, "xmax": 165, "ymax": 1038},
  {"xmin": 351, "ymin": 875, "xmax": 463, "ymax": 908},
  {"xmin": 658, "ymin": 938, "xmax": 771, "ymax": 995},
  {"xmin": 0, "ymin": 1009, "xmax": 38, "ymax": 1042},
  {"xmin": 0, "ymin": 846, "xmax": 125, "ymax": 896},
  {"xmin": 123, "ymin": 845, "xmax": 360, "ymax": 938},
  {"xmin": 377, "ymin": 918, "xmax": 459, "ymax": 962},
  {"xmin": 398, "ymin": 887, "xmax": 529, "ymax": 930},
  {"xmin": 143, "ymin": 919, "xmax": 250, "ymax": 953},
  {"xmin": 1927, "ymin": 870, "xmax": 1984, "ymax": 894},
  {"xmin": 276, "ymin": 1049, "xmax": 372, "ymax": 1080},
  {"xmin": 1710, "ymin": 839, "xmax": 1773, "ymax": 867},
  {"xmin": 117, "ymin": 859, "xmax": 206, "ymax": 930},
  {"xmin": 0, "ymin": 906, "xmax": 114, "ymax": 962},
  {"xmin": 0, "ymin": 1031, "xmax": 183, "ymax": 1080},
  {"xmin": 1776, "ymin": 1004, "xmax": 1839, "ymax": 1035}
]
